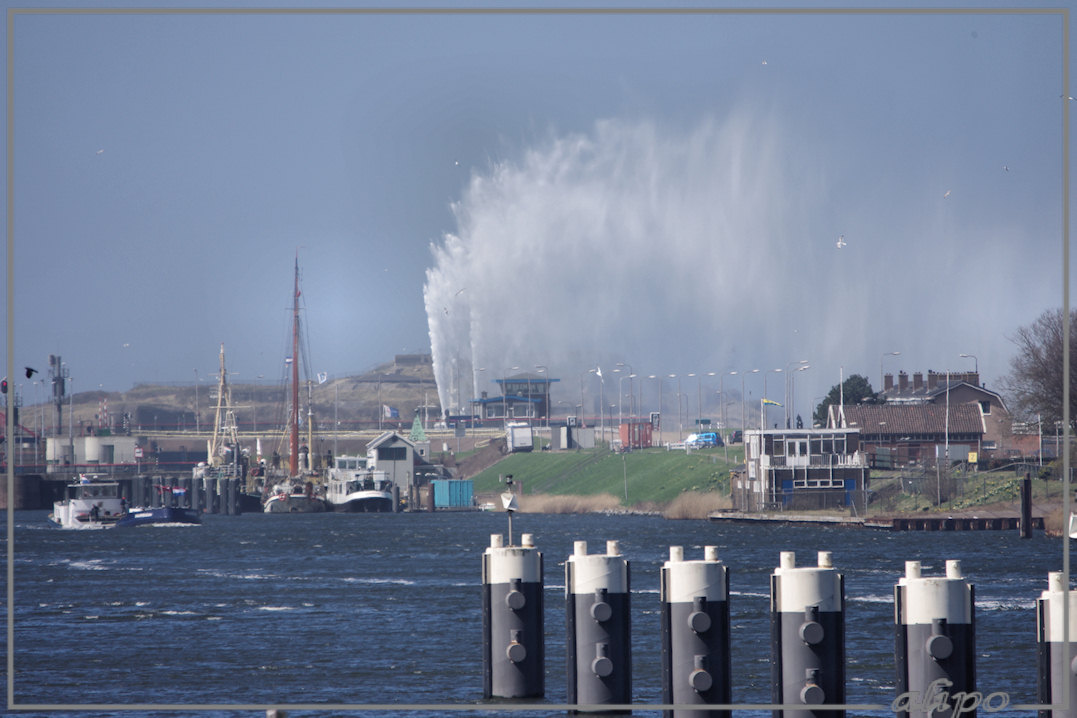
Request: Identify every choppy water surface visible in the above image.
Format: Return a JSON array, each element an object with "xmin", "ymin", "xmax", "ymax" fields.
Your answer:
[{"xmin": 8, "ymin": 510, "xmax": 1062, "ymax": 716}]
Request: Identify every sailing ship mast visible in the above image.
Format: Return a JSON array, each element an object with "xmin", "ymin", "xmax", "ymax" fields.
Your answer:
[
  {"xmin": 290, "ymin": 254, "xmax": 301, "ymax": 478},
  {"xmin": 207, "ymin": 343, "xmax": 240, "ymax": 464}
]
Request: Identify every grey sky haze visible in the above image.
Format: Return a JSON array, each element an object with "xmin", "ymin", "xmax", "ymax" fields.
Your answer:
[{"xmin": 5, "ymin": 3, "xmax": 1073, "ymax": 423}]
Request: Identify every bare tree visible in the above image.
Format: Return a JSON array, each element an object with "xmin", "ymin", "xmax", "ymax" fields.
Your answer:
[{"xmin": 1000, "ymin": 307, "xmax": 1077, "ymax": 425}]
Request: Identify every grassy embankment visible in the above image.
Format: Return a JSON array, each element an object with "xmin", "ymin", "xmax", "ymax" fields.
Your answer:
[
  {"xmin": 467, "ymin": 445, "xmax": 740, "ymax": 518},
  {"xmin": 462, "ymin": 444, "xmax": 1065, "ymax": 525}
]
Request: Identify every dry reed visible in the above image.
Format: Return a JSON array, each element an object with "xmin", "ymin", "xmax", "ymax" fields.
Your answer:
[{"xmin": 661, "ymin": 491, "xmax": 731, "ymax": 520}]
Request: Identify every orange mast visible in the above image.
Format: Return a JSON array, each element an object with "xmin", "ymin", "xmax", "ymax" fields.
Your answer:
[{"xmin": 290, "ymin": 254, "xmax": 300, "ymax": 477}]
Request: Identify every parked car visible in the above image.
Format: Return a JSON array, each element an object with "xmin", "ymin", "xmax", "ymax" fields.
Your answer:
[
  {"xmin": 685, "ymin": 432, "xmax": 722, "ymax": 448},
  {"xmin": 727, "ymin": 430, "xmax": 743, "ymax": 444}
]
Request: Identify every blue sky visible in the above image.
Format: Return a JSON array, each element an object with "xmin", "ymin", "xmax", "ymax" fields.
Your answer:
[{"xmin": 4, "ymin": 3, "xmax": 1073, "ymax": 423}]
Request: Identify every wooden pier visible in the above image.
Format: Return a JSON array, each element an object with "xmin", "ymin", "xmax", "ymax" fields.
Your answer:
[{"xmin": 708, "ymin": 510, "xmax": 1044, "ymax": 532}]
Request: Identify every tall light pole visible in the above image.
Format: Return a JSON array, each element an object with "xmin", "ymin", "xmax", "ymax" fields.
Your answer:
[
  {"xmin": 763, "ymin": 369, "xmax": 782, "ymax": 430},
  {"xmin": 668, "ymin": 374, "xmax": 682, "ymax": 440},
  {"xmin": 617, "ymin": 372, "xmax": 632, "ymax": 432},
  {"xmin": 648, "ymin": 374, "xmax": 662, "ymax": 443},
  {"xmin": 193, "ymin": 369, "xmax": 200, "ymax": 433},
  {"xmin": 687, "ymin": 373, "xmax": 696, "ymax": 431},
  {"xmin": 616, "ymin": 362, "xmax": 633, "ymax": 421},
  {"xmin": 741, "ymin": 369, "xmax": 759, "ymax": 435},
  {"xmin": 784, "ymin": 360, "xmax": 808, "ymax": 427},
  {"xmin": 880, "ymin": 351, "xmax": 901, "ymax": 394},
  {"xmin": 959, "ymin": 353, "xmax": 978, "ymax": 378},
  {"xmin": 791, "ymin": 364, "xmax": 811, "ymax": 428},
  {"xmin": 535, "ymin": 365, "xmax": 548, "ymax": 427}
]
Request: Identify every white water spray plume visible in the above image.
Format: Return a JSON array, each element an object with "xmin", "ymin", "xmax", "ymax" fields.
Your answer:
[
  {"xmin": 424, "ymin": 111, "xmax": 1028, "ymax": 420},
  {"xmin": 424, "ymin": 112, "xmax": 831, "ymax": 418}
]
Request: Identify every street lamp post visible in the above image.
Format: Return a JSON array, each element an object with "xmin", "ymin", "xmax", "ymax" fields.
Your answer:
[
  {"xmin": 193, "ymin": 369, "xmax": 200, "ymax": 433},
  {"xmin": 535, "ymin": 365, "xmax": 548, "ymax": 427},
  {"xmin": 616, "ymin": 362, "xmax": 633, "ymax": 421},
  {"xmin": 648, "ymin": 375, "xmax": 661, "ymax": 442},
  {"xmin": 959, "ymin": 353, "xmax": 978, "ymax": 378},
  {"xmin": 791, "ymin": 364, "xmax": 811, "ymax": 428},
  {"xmin": 784, "ymin": 360, "xmax": 808, "ymax": 427},
  {"xmin": 740, "ymin": 369, "xmax": 759, "ymax": 435}
]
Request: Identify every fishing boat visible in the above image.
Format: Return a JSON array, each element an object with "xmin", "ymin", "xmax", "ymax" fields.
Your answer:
[
  {"xmin": 325, "ymin": 455, "xmax": 394, "ymax": 512},
  {"xmin": 263, "ymin": 479, "xmax": 327, "ymax": 513},
  {"xmin": 47, "ymin": 476, "xmax": 126, "ymax": 529},
  {"xmin": 263, "ymin": 254, "xmax": 328, "ymax": 514},
  {"xmin": 116, "ymin": 505, "xmax": 201, "ymax": 528}
]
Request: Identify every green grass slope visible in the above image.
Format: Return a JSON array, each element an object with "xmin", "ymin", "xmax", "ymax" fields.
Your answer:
[{"xmin": 469, "ymin": 446, "xmax": 743, "ymax": 506}]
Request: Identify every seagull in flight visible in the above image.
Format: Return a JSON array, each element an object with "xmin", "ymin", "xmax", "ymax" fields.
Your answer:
[
  {"xmin": 836, "ymin": 235, "xmax": 846, "ymax": 249},
  {"xmin": 943, "ymin": 190, "xmax": 951, "ymax": 199}
]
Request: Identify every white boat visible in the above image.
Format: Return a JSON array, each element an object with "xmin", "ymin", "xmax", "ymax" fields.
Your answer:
[
  {"xmin": 47, "ymin": 477, "xmax": 126, "ymax": 529},
  {"xmin": 325, "ymin": 455, "xmax": 394, "ymax": 513},
  {"xmin": 263, "ymin": 478, "xmax": 327, "ymax": 513}
]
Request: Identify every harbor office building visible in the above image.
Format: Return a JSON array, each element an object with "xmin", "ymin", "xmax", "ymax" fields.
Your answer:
[{"xmin": 731, "ymin": 428, "xmax": 870, "ymax": 512}]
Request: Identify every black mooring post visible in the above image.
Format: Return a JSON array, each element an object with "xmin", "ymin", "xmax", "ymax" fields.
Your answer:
[{"xmin": 1020, "ymin": 472, "xmax": 1032, "ymax": 539}]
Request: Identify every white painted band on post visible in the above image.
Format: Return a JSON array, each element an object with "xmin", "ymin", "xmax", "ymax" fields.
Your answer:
[
  {"xmin": 899, "ymin": 576, "xmax": 972, "ymax": 624},
  {"xmin": 664, "ymin": 559, "xmax": 727, "ymax": 604},
  {"xmin": 485, "ymin": 546, "xmax": 542, "ymax": 584},
  {"xmin": 1040, "ymin": 572, "xmax": 1077, "ymax": 642},
  {"xmin": 568, "ymin": 553, "xmax": 629, "ymax": 594},
  {"xmin": 773, "ymin": 564, "xmax": 842, "ymax": 612}
]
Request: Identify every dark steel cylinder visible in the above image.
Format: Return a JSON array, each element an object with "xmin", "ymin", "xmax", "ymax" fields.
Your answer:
[
  {"xmin": 482, "ymin": 532, "xmax": 544, "ymax": 699},
  {"xmin": 660, "ymin": 545, "xmax": 730, "ymax": 718},
  {"xmin": 894, "ymin": 560, "xmax": 975, "ymax": 718},
  {"xmin": 566, "ymin": 539, "xmax": 631, "ymax": 714},
  {"xmin": 770, "ymin": 550, "xmax": 845, "ymax": 718}
]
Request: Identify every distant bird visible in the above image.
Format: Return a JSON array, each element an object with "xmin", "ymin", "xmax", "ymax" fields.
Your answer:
[
  {"xmin": 24, "ymin": 366, "xmax": 37, "ymax": 379},
  {"xmin": 454, "ymin": 288, "xmax": 465, "ymax": 296},
  {"xmin": 943, "ymin": 190, "xmax": 951, "ymax": 199},
  {"xmin": 836, "ymin": 235, "xmax": 846, "ymax": 248},
  {"xmin": 96, "ymin": 149, "xmax": 104, "ymax": 155},
  {"xmin": 1002, "ymin": 165, "xmax": 1009, "ymax": 172},
  {"xmin": 1063, "ymin": 95, "xmax": 1076, "ymax": 101},
  {"xmin": 761, "ymin": 59, "xmax": 767, "ymax": 65}
]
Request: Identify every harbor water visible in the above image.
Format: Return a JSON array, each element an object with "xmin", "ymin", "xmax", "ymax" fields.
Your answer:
[{"xmin": 7, "ymin": 509, "xmax": 1064, "ymax": 716}]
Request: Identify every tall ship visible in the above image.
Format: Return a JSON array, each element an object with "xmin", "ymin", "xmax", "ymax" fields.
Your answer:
[
  {"xmin": 263, "ymin": 254, "xmax": 327, "ymax": 514},
  {"xmin": 325, "ymin": 455, "xmax": 395, "ymax": 512}
]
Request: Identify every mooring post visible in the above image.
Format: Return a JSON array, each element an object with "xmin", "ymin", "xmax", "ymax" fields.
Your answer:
[
  {"xmin": 566, "ymin": 539, "xmax": 631, "ymax": 714},
  {"xmin": 660, "ymin": 545, "xmax": 731, "ymax": 718},
  {"xmin": 770, "ymin": 550, "xmax": 845, "ymax": 718},
  {"xmin": 894, "ymin": 560, "xmax": 975, "ymax": 718},
  {"xmin": 1037, "ymin": 571, "xmax": 1077, "ymax": 716},
  {"xmin": 1020, "ymin": 472, "xmax": 1033, "ymax": 539},
  {"xmin": 482, "ymin": 532, "xmax": 544, "ymax": 699}
]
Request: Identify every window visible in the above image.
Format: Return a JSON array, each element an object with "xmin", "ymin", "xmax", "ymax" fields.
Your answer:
[
  {"xmin": 979, "ymin": 400, "xmax": 991, "ymax": 415},
  {"xmin": 377, "ymin": 446, "xmax": 407, "ymax": 461}
]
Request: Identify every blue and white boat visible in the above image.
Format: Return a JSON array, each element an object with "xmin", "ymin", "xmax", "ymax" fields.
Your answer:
[{"xmin": 116, "ymin": 505, "xmax": 201, "ymax": 528}]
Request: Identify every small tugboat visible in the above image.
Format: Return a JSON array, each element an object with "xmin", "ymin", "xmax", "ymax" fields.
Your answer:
[{"xmin": 47, "ymin": 476, "xmax": 126, "ymax": 529}]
